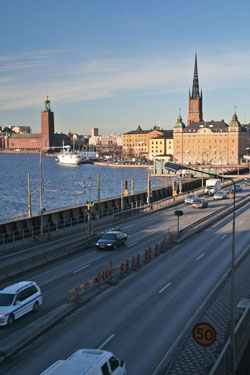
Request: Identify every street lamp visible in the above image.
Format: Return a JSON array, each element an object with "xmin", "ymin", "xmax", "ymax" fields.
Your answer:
[
  {"xmin": 164, "ymin": 161, "xmax": 236, "ymax": 374},
  {"xmin": 40, "ymin": 146, "xmax": 62, "ymax": 236}
]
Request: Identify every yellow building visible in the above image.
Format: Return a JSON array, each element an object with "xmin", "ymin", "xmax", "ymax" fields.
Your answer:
[
  {"xmin": 173, "ymin": 112, "xmax": 247, "ymax": 166},
  {"xmin": 149, "ymin": 133, "xmax": 173, "ymax": 160},
  {"xmin": 122, "ymin": 125, "xmax": 164, "ymax": 159}
]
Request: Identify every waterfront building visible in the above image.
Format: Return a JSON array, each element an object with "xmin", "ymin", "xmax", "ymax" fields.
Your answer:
[
  {"xmin": 122, "ymin": 125, "xmax": 165, "ymax": 159},
  {"xmin": 173, "ymin": 112, "xmax": 247, "ymax": 165},
  {"xmin": 149, "ymin": 131, "xmax": 173, "ymax": 160},
  {"xmin": 173, "ymin": 54, "xmax": 247, "ymax": 166},
  {"xmin": 187, "ymin": 52, "xmax": 203, "ymax": 126},
  {"xmin": 0, "ymin": 97, "xmax": 70, "ymax": 151}
]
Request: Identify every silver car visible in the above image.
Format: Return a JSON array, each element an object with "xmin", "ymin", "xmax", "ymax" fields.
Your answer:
[
  {"xmin": 213, "ymin": 190, "xmax": 227, "ymax": 200},
  {"xmin": 184, "ymin": 194, "xmax": 199, "ymax": 204}
]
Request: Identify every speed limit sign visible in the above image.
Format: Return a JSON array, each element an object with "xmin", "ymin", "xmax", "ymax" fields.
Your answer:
[{"xmin": 192, "ymin": 322, "xmax": 216, "ymax": 346}]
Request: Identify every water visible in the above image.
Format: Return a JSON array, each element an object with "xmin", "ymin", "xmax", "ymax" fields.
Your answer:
[{"xmin": 0, "ymin": 153, "xmax": 166, "ymax": 221}]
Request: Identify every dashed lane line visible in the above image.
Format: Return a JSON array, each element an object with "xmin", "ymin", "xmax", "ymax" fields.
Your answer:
[
  {"xmin": 221, "ymin": 234, "xmax": 227, "ymax": 240},
  {"xmin": 98, "ymin": 334, "xmax": 115, "ymax": 349},
  {"xmin": 73, "ymin": 264, "xmax": 90, "ymax": 274},
  {"xmin": 196, "ymin": 253, "xmax": 205, "ymax": 261},
  {"xmin": 158, "ymin": 282, "xmax": 172, "ymax": 294}
]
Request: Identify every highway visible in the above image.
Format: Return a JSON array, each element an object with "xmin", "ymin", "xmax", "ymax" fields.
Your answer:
[{"xmin": 0, "ymin": 184, "xmax": 250, "ymax": 374}]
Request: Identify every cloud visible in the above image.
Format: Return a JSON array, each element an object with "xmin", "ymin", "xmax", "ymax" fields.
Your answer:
[{"xmin": 1, "ymin": 49, "xmax": 250, "ymax": 111}]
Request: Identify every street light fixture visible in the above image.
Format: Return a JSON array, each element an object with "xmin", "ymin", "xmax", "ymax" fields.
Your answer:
[{"xmin": 164, "ymin": 161, "xmax": 236, "ymax": 374}]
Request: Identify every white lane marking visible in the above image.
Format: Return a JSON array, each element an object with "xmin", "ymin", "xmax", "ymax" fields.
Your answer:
[
  {"xmin": 221, "ymin": 234, "xmax": 227, "ymax": 240},
  {"xmin": 196, "ymin": 253, "xmax": 205, "ymax": 261},
  {"xmin": 98, "ymin": 334, "xmax": 115, "ymax": 349},
  {"xmin": 239, "ymin": 220, "xmax": 244, "ymax": 225},
  {"xmin": 128, "ymin": 241, "xmax": 138, "ymax": 248},
  {"xmin": 73, "ymin": 264, "xmax": 90, "ymax": 274},
  {"xmin": 158, "ymin": 282, "xmax": 172, "ymax": 294}
]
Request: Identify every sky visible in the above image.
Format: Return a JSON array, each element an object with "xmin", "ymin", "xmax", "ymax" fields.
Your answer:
[{"xmin": 1, "ymin": 0, "xmax": 250, "ymax": 135}]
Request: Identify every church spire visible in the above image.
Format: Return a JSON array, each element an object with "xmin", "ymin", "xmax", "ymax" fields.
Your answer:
[{"xmin": 191, "ymin": 52, "xmax": 200, "ymax": 98}]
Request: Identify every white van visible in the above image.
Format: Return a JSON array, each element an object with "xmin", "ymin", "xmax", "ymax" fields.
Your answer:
[
  {"xmin": 0, "ymin": 281, "xmax": 42, "ymax": 326},
  {"xmin": 205, "ymin": 179, "xmax": 221, "ymax": 195},
  {"xmin": 41, "ymin": 349, "xmax": 126, "ymax": 375}
]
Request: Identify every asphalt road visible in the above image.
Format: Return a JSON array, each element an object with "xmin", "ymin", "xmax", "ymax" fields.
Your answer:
[
  {"xmin": 0, "ymin": 185, "xmax": 250, "ymax": 374},
  {"xmin": 0, "ymin": 185, "xmax": 248, "ymax": 341}
]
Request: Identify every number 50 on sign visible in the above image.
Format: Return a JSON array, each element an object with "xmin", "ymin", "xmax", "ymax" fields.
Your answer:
[{"xmin": 192, "ymin": 322, "xmax": 216, "ymax": 346}]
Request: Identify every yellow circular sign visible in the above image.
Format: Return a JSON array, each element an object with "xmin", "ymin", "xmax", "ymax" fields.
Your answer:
[
  {"xmin": 228, "ymin": 193, "xmax": 233, "ymax": 199},
  {"xmin": 192, "ymin": 322, "xmax": 216, "ymax": 346}
]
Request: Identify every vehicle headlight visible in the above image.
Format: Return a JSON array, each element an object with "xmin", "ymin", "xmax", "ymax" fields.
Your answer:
[
  {"xmin": 0, "ymin": 314, "xmax": 6, "ymax": 318},
  {"xmin": 96, "ymin": 243, "xmax": 99, "ymax": 246},
  {"xmin": 107, "ymin": 243, "xmax": 113, "ymax": 246}
]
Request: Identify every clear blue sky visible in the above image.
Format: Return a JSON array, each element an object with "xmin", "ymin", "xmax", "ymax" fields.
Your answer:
[{"xmin": 1, "ymin": 0, "xmax": 250, "ymax": 135}]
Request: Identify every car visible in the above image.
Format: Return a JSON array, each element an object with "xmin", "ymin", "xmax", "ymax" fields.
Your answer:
[
  {"xmin": 244, "ymin": 177, "xmax": 250, "ymax": 186},
  {"xmin": 184, "ymin": 193, "xmax": 199, "ymax": 204},
  {"xmin": 0, "ymin": 281, "xmax": 42, "ymax": 326},
  {"xmin": 192, "ymin": 198, "xmax": 208, "ymax": 209},
  {"xmin": 96, "ymin": 230, "xmax": 128, "ymax": 250},
  {"xmin": 213, "ymin": 190, "xmax": 228, "ymax": 200},
  {"xmin": 234, "ymin": 184, "xmax": 242, "ymax": 192}
]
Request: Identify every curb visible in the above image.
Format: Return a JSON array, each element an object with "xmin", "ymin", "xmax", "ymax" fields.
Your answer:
[{"xmin": 0, "ymin": 303, "xmax": 75, "ymax": 363}]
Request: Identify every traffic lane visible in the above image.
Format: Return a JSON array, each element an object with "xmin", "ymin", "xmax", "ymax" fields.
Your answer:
[
  {"xmin": 3, "ymin": 204, "xmax": 250, "ymax": 375},
  {"xmin": 0, "ymin": 191, "xmax": 246, "ymax": 339},
  {"xmin": 0, "ymin": 191, "xmax": 247, "ymax": 339}
]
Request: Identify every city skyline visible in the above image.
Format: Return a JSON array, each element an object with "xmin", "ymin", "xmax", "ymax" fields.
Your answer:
[{"xmin": 1, "ymin": 0, "xmax": 250, "ymax": 134}]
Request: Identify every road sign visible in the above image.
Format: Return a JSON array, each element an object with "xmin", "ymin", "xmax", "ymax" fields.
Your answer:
[
  {"xmin": 192, "ymin": 322, "xmax": 216, "ymax": 346},
  {"xmin": 228, "ymin": 192, "xmax": 233, "ymax": 199},
  {"xmin": 174, "ymin": 210, "xmax": 183, "ymax": 217}
]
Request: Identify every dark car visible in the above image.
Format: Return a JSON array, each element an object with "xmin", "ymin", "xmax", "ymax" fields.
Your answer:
[
  {"xmin": 96, "ymin": 231, "xmax": 128, "ymax": 250},
  {"xmin": 192, "ymin": 198, "xmax": 208, "ymax": 209}
]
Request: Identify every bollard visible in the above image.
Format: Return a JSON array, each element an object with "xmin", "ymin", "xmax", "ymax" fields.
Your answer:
[
  {"xmin": 131, "ymin": 256, "xmax": 136, "ymax": 270},
  {"xmin": 136, "ymin": 254, "xmax": 140, "ymax": 267},
  {"xmin": 154, "ymin": 243, "xmax": 159, "ymax": 256},
  {"xmin": 144, "ymin": 249, "xmax": 149, "ymax": 263},
  {"xmin": 120, "ymin": 263, "xmax": 124, "ymax": 278},
  {"xmin": 148, "ymin": 247, "xmax": 152, "ymax": 260},
  {"xmin": 125, "ymin": 259, "xmax": 129, "ymax": 273},
  {"xmin": 96, "ymin": 273, "xmax": 102, "ymax": 282}
]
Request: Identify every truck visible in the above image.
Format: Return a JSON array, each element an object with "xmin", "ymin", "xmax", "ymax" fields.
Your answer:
[
  {"xmin": 40, "ymin": 349, "xmax": 126, "ymax": 375},
  {"xmin": 204, "ymin": 178, "xmax": 221, "ymax": 195}
]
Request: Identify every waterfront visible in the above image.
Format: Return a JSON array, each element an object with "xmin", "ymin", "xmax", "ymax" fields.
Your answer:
[{"xmin": 0, "ymin": 153, "xmax": 166, "ymax": 222}]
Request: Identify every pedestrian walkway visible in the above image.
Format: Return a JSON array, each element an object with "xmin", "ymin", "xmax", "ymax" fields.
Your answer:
[{"xmin": 166, "ymin": 245, "xmax": 250, "ymax": 374}]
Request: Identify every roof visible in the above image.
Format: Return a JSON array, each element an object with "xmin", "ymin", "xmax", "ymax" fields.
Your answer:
[
  {"xmin": 184, "ymin": 120, "xmax": 228, "ymax": 133},
  {"xmin": 0, "ymin": 281, "xmax": 35, "ymax": 294},
  {"xmin": 10, "ymin": 133, "xmax": 41, "ymax": 138}
]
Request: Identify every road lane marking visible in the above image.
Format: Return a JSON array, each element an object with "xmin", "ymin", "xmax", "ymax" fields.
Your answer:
[
  {"xmin": 196, "ymin": 253, "xmax": 205, "ymax": 261},
  {"xmin": 128, "ymin": 241, "xmax": 138, "ymax": 248},
  {"xmin": 98, "ymin": 334, "xmax": 115, "ymax": 349},
  {"xmin": 239, "ymin": 220, "xmax": 244, "ymax": 225},
  {"xmin": 221, "ymin": 234, "xmax": 227, "ymax": 240},
  {"xmin": 158, "ymin": 282, "xmax": 172, "ymax": 294},
  {"xmin": 73, "ymin": 264, "xmax": 90, "ymax": 274}
]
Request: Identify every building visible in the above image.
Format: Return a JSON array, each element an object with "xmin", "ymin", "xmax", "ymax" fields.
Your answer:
[
  {"xmin": 187, "ymin": 53, "xmax": 203, "ymax": 125},
  {"xmin": 91, "ymin": 128, "xmax": 99, "ymax": 137},
  {"xmin": 173, "ymin": 54, "xmax": 247, "ymax": 166},
  {"xmin": 0, "ymin": 97, "xmax": 69, "ymax": 151},
  {"xmin": 173, "ymin": 113, "xmax": 247, "ymax": 165},
  {"xmin": 122, "ymin": 125, "xmax": 164, "ymax": 159},
  {"xmin": 149, "ymin": 131, "xmax": 173, "ymax": 160}
]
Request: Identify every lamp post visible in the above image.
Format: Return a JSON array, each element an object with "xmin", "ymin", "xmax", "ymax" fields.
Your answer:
[
  {"xmin": 164, "ymin": 161, "xmax": 236, "ymax": 374},
  {"xmin": 40, "ymin": 146, "xmax": 62, "ymax": 235}
]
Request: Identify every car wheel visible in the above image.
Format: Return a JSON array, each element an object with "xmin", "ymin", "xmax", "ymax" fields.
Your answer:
[
  {"xmin": 8, "ymin": 314, "xmax": 14, "ymax": 326},
  {"xmin": 33, "ymin": 301, "xmax": 39, "ymax": 313},
  {"xmin": 124, "ymin": 239, "xmax": 127, "ymax": 246}
]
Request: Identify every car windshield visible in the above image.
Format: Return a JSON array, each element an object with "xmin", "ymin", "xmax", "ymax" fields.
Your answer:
[
  {"xmin": 193, "ymin": 199, "xmax": 202, "ymax": 203},
  {"xmin": 102, "ymin": 233, "xmax": 117, "ymax": 240},
  {"xmin": 0, "ymin": 293, "xmax": 15, "ymax": 306}
]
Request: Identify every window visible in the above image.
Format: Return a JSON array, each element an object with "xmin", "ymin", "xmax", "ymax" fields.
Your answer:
[
  {"xmin": 101, "ymin": 362, "xmax": 110, "ymax": 375},
  {"xmin": 109, "ymin": 356, "xmax": 119, "ymax": 372}
]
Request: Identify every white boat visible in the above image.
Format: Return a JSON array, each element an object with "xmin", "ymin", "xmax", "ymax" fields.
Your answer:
[{"xmin": 56, "ymin": 147, "xmax": 82, "ymax": 166}]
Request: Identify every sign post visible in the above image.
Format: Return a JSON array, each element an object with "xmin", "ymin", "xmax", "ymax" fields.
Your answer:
[{"xmin": 192, "ymin": 322, "xmax": 216, "ymax": 375}]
